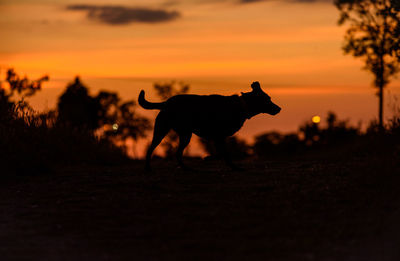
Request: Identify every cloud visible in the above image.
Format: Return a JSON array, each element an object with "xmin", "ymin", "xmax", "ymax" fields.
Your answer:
[
  {"xmin": 66, "ymin": 5, "xmax": 181, "ymax": 25},
  {"xmin": 239, "ymin": 0, "xmax": 332, "ymax": 3},
  {"xmin": 162, "ymin": 0, "xmax": 332, "ymax": 6}
]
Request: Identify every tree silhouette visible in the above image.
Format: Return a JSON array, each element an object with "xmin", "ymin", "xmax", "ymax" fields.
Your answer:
[
  {"xmin": 153, "ymin": 81, "xmax": 190, "ymax": 100},
  {"xmin": 96, "ymin": 91, "xmax": 150, "ymax": 148},
  {"xmin": 5, "ymin": 68, "xmax": 49, "ymax": 98},
  {"xmin": 57, "ymin": 76, "xmax": 150, "ymax": 151},
  {"xmin": 335, "ymin": 0, "xmax": 400, "ymax": 128},
  {"xmin": 152, "ymin": 81, "xmax": 190, "ymax": 158},
  {"xmin": 57, "ymin": 77, "xmax": 100, "ymax": 130},
  {"xmin": 0, "ymin": 68, "xmax": 48, "ymax": 120}
]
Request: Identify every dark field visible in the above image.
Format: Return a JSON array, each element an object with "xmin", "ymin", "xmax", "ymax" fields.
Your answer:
[{"xmin": 1, "ymin": 156, "xmax": 400, "ymax": 261}]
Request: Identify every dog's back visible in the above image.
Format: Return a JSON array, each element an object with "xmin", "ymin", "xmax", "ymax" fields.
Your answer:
[{"xmin": 162, "ymin": 94, "xmax": 247, "ymax": 139}]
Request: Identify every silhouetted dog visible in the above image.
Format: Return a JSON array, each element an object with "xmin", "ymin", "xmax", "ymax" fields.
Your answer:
[{"xmin": 138, "ymin": 81, "xmax": 281, "ymax": 171}]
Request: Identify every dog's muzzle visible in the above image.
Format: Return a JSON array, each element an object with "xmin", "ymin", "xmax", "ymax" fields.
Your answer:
[{"xmin": 270, "ymin": 105, "xmax": 281, "ymax": 115}]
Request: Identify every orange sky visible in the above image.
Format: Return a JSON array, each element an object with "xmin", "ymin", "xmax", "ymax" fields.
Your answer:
[
  {"xmin": 1, "ymin": 0, "xmax": 400, "ymax": 156},
  {"xmin": 1, "ymin": 0, "xmax": 359, "ymax": 79}
]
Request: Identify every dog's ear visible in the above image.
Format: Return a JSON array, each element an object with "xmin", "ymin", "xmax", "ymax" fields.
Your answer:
[{"xmin": 251, "ymin": 81, "xmax": 261, "ymax": 92}]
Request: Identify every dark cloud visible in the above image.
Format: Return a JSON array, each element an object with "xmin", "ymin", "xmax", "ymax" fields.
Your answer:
[
  {"xmin": 66, "ymin": 5, "xmax": 181, "ymax": 25},
  {"xmin": 239, "ymin": 0, "xmax": 332, "ymax": 3}
]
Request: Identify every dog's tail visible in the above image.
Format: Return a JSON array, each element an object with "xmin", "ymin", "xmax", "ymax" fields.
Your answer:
[{"xmin": 138, "ymin": 90, "xmax": 165, "ymax": 110}]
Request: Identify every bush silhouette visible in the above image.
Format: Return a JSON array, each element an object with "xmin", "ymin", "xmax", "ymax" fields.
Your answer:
[
  {"xmin": 254, "ymin": 112, "xmax": 360, "ymax": 158},
  {"xmin": 0, "ymin": 71, "xmax": 143, "ymax": 175},
  {"xmin": 200, "ymin": 136, "xmax": 252, "ymax": 160},
  {"xmin": 57, "ymin": 76, "xmax": 150, "ymax": 151},
  {"xmin": 57, "ymin": 77, "xmax": 100, "ymax": 130},
  {"xmin": 1, "ymin": 68, "xmax": 48, "ymax": 121}
]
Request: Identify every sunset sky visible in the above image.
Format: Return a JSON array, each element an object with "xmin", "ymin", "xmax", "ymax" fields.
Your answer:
[{"xmin": 1, "ymin": 0, "xmax": 400, "ymax": 155}]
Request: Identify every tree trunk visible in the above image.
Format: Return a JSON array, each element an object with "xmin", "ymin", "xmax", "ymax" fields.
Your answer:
[
  {"xmin": 378, "ymin": 51, "xmax": 385, "ymax": 130},
  {"xmin": 378, "ymin": 4, "xmax": 388, "ymax": 130},
  {"xmin": 378, "ymin": 84, "xmax": 384, "ymax": 129}
]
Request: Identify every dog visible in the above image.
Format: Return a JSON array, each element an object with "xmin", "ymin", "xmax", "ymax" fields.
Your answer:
[{"xmin": 138, "ymin": 81, "xmax": 281, "ymax": 171}]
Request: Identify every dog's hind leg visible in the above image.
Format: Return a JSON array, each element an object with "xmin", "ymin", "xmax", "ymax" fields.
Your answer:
[
  {"xmin": 145, "ymin": 112, "xmax": 170, "ymax": 171},
  {"xmin": 176, "ymin": 132, "xmax": 192, "ymax": 170}
]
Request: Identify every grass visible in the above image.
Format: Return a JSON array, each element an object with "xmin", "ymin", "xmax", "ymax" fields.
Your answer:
[
  {"xmin": 0, "ymin": 151, "xmax": 399, "ymax": 260},
  {"xmin": 1, "ymin": 101, "xmax": 400, "ymax": 260},
  {"xmin": 0, "ymin": 105, "xmax": 129, "ymax": 176}
]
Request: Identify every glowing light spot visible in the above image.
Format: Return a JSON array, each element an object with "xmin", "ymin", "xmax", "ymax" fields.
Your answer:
[
  {"xmin": 112, "ymin": 123, "xmax": 119, "ymax": 131},
  {"xmin": 312, "ymin": 115, "xmax": 321, "ymax": 124}
]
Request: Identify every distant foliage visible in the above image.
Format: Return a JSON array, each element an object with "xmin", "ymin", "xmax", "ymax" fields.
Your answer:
[
  {"xmin": 0, "ymin": 72, "xmax": 127, "ymax": 175},
  {"xmin": 57, "ymin": 77, "xmax": 100, "ymax": 130},
  {"xmin": 57, "ymin": 77, "xmax": 150, "ymax": 148},
  {"xmin": 153, "ymin": 81, "xmax": 190, "ymax": 100},
  {"xmin": 5, "ymin": 68, "xmax": 49, "ymax": 97},
  {"xmin": 200, "ymin": 136, "xmax": 252, "ymax": 160},
  {"xmin": 388, "ymin": 114, "xmax": 400, "ymax": 135},
  {"xmin": 254, "ymin": 112, "xmax": 360, "ymax": 158},
  {"xmin": 299, "ymin": 112, "xmax": 359, "ymax": 147},
  {"xmin": 97, "ymin": 91, "xmax": 150, "ymax": 144},
  {"xmin": 0, "ymin": 104, "xmax": 127, "ymax": 175},
  {"xmin": 0, "ymin": 68, "xmax": 48, "ymax": 120},
  {"xmin": 254, "ymin": 132, "xmax": 302, "ymax": 157}
]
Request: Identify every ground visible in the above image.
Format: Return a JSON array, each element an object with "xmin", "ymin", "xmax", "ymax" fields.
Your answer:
[{"xmin": 1, "ymin": 156, "xmax": 399, "ymax": 261}]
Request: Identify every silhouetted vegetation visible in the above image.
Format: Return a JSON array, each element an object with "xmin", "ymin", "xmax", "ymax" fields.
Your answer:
[
  {"xmin": 254, "ymin": 110, "xmax": 400, "ymax": 161},
  {"xmin": 253, "ymin": 112, "xmax": 359, "ymax": 158},
  {"xmin": 299, "ymin": 112, "xmax": 360, "ymax": 147},
  {"xmin": 57, "ymin": 77, "xmax": 100, "ymax": 130},
  {"xmin": 0, "ymin": 68, "xmax": 48, "ymax": 121},
  {"xmin": 0, "ymin": 70, "xmax": 150, "ymax": 175},
  {"xmin": 200, "ymin": 136, "xmax": 252, "ymax": 160},
  {"xmin": 0, "ymin": 103, "xmax": 126, "ymax": 175},
  {"xmin": 2, "ymin": 68, "xmax": 400, "ymax": 175},
  {"xmin": 57, "ymin": 76, "xmax": 150, "ymax": 151},
  {"xmin": 335, "ymin": 0, "xmax": 400, "ymax": 128},
  {"xmin": 97, "ymin": 91, "xmax": 150, "ymax": 146},
  {"xmin": 254, "ymin": 131, "xmax": 302, "ymax": 158}
]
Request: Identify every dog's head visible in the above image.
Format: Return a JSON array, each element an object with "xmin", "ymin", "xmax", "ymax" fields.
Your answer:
[{"xmin": 241, "ymin": 82, "xmax": 281, "ymax": 116}]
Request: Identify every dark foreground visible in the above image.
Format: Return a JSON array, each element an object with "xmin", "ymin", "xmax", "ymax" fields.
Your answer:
[{"xmin": 1, "ymin": 156, "xmax": 399, "ymax": 261}]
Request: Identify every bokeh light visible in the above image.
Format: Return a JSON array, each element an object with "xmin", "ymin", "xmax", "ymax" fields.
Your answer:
[{"xmin": 312, "ymin": 115, "xmax": 321, "ymax": 124}]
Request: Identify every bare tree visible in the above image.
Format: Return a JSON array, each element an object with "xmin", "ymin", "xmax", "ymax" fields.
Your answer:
[{"xmin": 335, "ymin": 0, "xmax": 400, "ymax": 128}]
